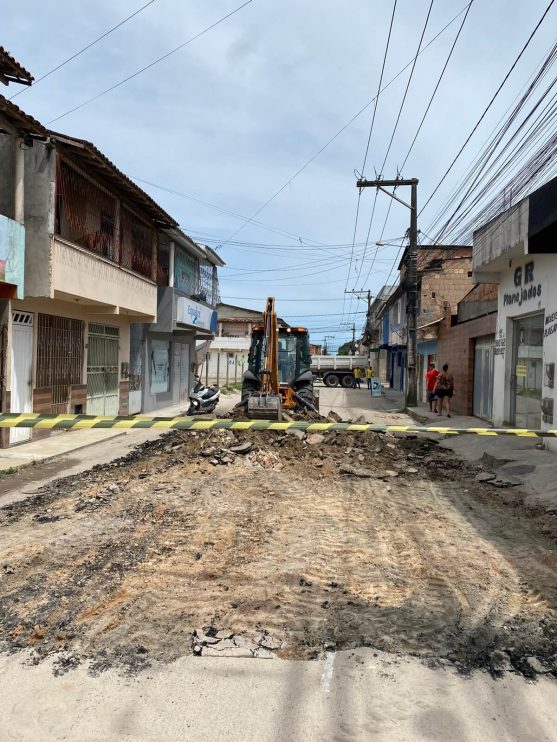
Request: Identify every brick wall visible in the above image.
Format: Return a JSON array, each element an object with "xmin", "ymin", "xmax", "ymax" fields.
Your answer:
[{"xmin": 437, "ymin": 312, "xmax": 497, "ymax": 416}]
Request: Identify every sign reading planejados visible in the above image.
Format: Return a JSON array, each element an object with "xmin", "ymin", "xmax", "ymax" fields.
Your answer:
[{"xmin": 176, "ymin": 297, "xmax": 217, "ymax": 332}]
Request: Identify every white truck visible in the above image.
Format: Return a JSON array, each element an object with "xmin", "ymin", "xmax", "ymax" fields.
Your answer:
[{"xmin": 310, "ymin": 355, "xmax": 369, "ymax": 387}]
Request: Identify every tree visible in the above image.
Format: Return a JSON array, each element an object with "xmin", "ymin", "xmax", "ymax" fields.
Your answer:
[{"xmin": 337, "ymin": 341, "xmax": 355, "ymax": 356}]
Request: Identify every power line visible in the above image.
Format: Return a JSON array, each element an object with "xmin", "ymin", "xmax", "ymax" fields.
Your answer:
[
  {"xmin": 221, "ymin": 296, "xmax": 348, "ymax": 302},
  {"xmin": 345, "ymin": 0, "xmax": 398, "ymax": 329},
  {"xmin": 399, "ymin": 0, "xmax": 475, "ymax": 172},
  {"xmin": 361, "ymin": 0, "xmax": 398, "ymax": 177},
  {"xmin": 9, "ymin": 0, "xmax": 157, "ymax": 101},
  {"xmin": 354, "ymin": 0, "xmax": 435, "ymax": 293},
  {"xmin": 46, "ymin": 0, "xmax": 254, "ymax": 125},
  {"xmin": 132, "ymin": 176, "xmax": 324, "ymax": 246},
  {"xmin": 420, "ymin": 0, "xmax": 556, "ymax": 216},
  {"xmin": 215, "ymin": 2, "xmax": 471, "ymax": 253}
]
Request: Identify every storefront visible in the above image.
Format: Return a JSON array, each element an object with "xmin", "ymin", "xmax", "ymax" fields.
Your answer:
[
  {"xmin": 472, "ymin": 178, "xmax": 557, "ymax": 437},
  {"xmin": 137, "ymin": 294, "xmax": 217, "ymax": 413},
  {"xmin": 493, "ymin": 255, "xmax": 551, "ymax": 430}
]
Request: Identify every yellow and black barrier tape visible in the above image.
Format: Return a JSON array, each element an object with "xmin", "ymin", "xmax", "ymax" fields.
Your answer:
[{"xmin": 0, "ymin": 413, "xmax": 556, "ymax": 437}]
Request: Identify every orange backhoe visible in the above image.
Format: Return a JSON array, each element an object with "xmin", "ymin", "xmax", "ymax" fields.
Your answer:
[{"xmin": 241, "ymin": 297, "xmax": 318, "ymax": 420}]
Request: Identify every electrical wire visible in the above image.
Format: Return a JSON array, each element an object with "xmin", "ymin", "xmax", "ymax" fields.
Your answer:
[
  {"xmin": 9, "ymin": 0, "xmax": 157, "ymax": 101},
  {"xmin": 46, "ymin": 0, "xmax": 254, "ymax": 125},
  {"xmin": 420, "ymin": 0, "xmax": 556, "ymax": 216},
  {"xmin": 132, "ymin": 176, "xmax": 325, "ymax": 247},
  {"xmin": 344, "ymin": 0, "xmax": 398, "ymax": 331},
  {"xmin": 354, "ymin": 0, "xmax": 435, "ymax": 293},
  {"xmin": 215, "ymin": 2, "xmax": 471, "ymax": 253}
]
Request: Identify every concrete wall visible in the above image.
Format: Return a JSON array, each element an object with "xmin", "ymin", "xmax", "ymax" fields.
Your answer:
[
  {"xmin": 51, "ymin": 238, "xmax": 157, "ymax": 318},
  {"xmin": 23, "ymin": 141, "xmax": 56, "ymax": 298},
  {"xmin": 0, "ymin": 135, "xmax": 15, "ymax": 219},
  {"xmin": 473, "ymin": 199, "xmax": 528, "ymax": 273}
]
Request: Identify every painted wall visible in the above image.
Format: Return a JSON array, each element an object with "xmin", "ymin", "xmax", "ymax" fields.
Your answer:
[
  {"xmin": 0, "ymin": 215, "xmax": 25, "ymax": 298},
  {"xmin": 141, "ymin": 330, "xmax": 195, "ymax": 413},
  {"xmin": 492, "ymin": 254, "xmax": 555, "ymax": 433},
  {"xmin": 51, "ymin": 237, "xmax": 157, "ymax": 318}
]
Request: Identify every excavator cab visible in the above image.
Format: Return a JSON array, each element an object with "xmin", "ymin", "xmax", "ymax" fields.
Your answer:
[{"xmin": 241, "ymin": 298, "xmax": 316, "ymax": 420}]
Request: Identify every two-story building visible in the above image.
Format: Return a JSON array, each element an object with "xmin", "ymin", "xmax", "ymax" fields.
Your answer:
[
  {"xmin": 472, "ymin": 176, "xmax": 557, "ymax": 436},
  {"xmin": 0, "ymin": 95, "xmax": 48, "ymax": 443},
  {"xmin": 130, "ymin": 231, "xmax": 223, "ymax": 413},
  {"xmin": 0, "ymin": 127, "xmax": 180, "ymax": 443},
  {"xmin": 364, "ymin": 285, "xmax": 394, "ymax": 383}
]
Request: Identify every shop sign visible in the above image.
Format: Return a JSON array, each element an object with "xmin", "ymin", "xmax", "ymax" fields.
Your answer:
[
  {"xmin": 371, "ymin": 379, "xmax": 382, "ymax": 397},
  {"xmin": 515, "ymin": 364, "xmax": 527, "ymax": 378},
  {"xmin": 494, "ymin": 329, "xmax": 506, "ymax": 357},
  {"xmin": 544, "ymin": 310, "xmax": 557, "ymax": 339},
  {"xmin": 176, "ymin": 297, "xmax": 217, "ymax": 332},
  {"xmin": 503, "ymin": 261, "xmax": 541, "ymax": 308}
]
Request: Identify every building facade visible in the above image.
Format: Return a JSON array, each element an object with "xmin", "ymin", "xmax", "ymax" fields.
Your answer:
[
  {"xmin": 132, "ymin": 232, "xmax": 223, "ymax": 413},
  {"xmin": 0, "ymin": 126, "xmax": 179, "ymax": 443},
  {"xmin": 473, "ymin": 178, "xmax": 557, "ymax": 436}
]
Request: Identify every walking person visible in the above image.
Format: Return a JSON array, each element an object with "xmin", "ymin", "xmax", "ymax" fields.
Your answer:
[
  {"xmin": 365, "ymin": 366, "xmax": 374, "ymax": 390},
  {"xmin": 434, "ymin": 363, "xmax": 455, "ymax": 417},
  {"xmin": 353, "ymin": 367, "xmax": 362, "ymax": 388},
  {"xmin": 425, "ymin": 362, "xmax": 439, "ymax": 414}
]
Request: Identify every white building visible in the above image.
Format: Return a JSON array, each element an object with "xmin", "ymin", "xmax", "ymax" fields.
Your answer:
[{"xmin": 473, "ymin": 177, "xmax": 557, "ymax": 439}]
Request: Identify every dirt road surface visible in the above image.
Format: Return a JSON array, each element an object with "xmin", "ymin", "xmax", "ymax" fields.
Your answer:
[{"xmin": 0, "ymin": 388, "xmax": 556, "ymax": 740}]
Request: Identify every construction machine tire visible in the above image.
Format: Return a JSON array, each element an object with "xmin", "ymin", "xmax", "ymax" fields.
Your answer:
[
  {"xmin": 341, "ymin": 374, "xmax": 355, "ymax": 388},
  {"xmin": 324, "ymin": 374, "xmax": 339, "ymax": 387}
]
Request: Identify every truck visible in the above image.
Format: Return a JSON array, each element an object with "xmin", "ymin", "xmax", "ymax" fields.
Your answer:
[{"xmin": 310, "ymin": 355, "xmax": 370, "ymax": 388}]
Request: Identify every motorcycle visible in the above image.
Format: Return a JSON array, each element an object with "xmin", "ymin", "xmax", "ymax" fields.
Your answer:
[{"xmin": 187, "ymin": 377, "xmax": 220, "ymax": 416}]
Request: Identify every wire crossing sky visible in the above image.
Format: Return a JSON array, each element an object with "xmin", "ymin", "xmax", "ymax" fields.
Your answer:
[{"xmin": 3, "ymin": 0, "xmax": 557, "ymax": 351}]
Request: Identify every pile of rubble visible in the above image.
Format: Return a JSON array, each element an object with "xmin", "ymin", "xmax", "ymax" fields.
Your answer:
[{"xmin": 193, "ymin": 628, "xmax": 281, "ymax": 659}]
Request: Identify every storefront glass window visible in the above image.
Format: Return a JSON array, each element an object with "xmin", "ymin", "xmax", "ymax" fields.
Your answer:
[
  {"xmin": 512, "ymin": 313, "xmax": 544, "ymax": 428},
  {"xmin": 151, "ymin": 339, "xmax": 170, "ymax": 394}
]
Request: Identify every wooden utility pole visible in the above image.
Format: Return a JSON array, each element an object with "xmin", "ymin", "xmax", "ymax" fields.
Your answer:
[{"xmin": 355, "ymin": 177, "xmax": 418, "ymax": 407}]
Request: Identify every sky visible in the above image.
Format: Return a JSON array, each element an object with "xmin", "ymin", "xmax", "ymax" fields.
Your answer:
[{"xmin": 3, "ymin": 0, "xmax": 556, "ymax": 351}]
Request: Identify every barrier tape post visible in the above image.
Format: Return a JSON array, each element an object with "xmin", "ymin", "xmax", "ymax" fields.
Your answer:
[{"xmin": 0, "ymin": 413, "xmax": 555, "ymax": 437}]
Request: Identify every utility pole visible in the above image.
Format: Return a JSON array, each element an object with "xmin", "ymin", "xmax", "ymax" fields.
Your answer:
[{"xmin": 355, "ymin": 177, "xmax": 419, "ymax": 407}]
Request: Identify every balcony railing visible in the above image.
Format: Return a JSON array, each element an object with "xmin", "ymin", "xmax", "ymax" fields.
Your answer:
[
  {"xmin": 55, "ymin": 157, "xmax": 155, "ymax": 281},
  {"xmin": 159, "ymin": 239, "xmax": 220, "ymax": 306}
]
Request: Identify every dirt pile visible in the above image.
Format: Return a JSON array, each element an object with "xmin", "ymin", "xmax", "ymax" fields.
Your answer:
[{"xmin": 0, "ymin": 429, "xmax": 556, "ymax": 678}]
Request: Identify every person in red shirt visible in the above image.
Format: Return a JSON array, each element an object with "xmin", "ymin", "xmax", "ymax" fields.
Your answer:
[{"xmin": 425, "ymin": 362, "xmax": 439, "ymax": 413}]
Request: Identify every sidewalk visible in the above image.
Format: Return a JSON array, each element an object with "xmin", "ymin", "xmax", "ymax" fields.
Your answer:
[
  {"xmin": 0, "ymin": 394, "xmax": 241, "ymax": 473},
  {"xmin": 405, "ymin": 399, "xmax": 557, "ymax": 514}
]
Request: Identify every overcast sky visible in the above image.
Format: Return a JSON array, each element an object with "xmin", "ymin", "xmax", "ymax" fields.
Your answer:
[{"xmin": 3, "ymin": 0, "xmax": 556, "ymax": 349}]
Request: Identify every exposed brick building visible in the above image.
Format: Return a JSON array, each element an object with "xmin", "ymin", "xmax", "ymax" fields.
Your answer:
[{"xmin": 437, "ymin": 283, "xmax": 498, "ymax": 419}]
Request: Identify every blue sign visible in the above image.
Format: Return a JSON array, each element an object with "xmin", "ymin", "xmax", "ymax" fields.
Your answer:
[{"xmin": 371, "ymin": 378, "xmax": 382, "ymax": 397}]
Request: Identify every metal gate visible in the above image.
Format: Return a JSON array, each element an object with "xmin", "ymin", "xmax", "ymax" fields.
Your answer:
[
  {"xmin": 37, "ymin": 314, "xmax": 84, "ymax": 414},
  {"xmin": 473, "ymin": 334, "xmax": 495, "ymax": 421},
  {"xmin": 87, "ymin": 324, "xmax": 119, "ymax": 416},
  {"xmin": 129, "ymin": 323, "xmax": 143, "ymax": 414}
]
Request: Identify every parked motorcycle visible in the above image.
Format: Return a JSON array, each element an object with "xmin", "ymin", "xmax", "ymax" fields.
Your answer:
[{"xmin": 187, "ymin": 377, "xmax": 220, "ymax": 416}]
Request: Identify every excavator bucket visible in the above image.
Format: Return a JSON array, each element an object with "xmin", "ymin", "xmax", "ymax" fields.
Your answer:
[{"xmin": 247, "ymin": 394, "xmax": 282, "ymax": 421}]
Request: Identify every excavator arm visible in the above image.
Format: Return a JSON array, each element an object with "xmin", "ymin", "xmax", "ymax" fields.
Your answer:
[{"xmin": 246, "ymin": 297, "xmax": 282, "ymax": 420}]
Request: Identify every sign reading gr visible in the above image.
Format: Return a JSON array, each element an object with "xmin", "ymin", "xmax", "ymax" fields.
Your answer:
[{"xmin": 503, "ymin": 260, "xmax": 542, "ymax": 308}]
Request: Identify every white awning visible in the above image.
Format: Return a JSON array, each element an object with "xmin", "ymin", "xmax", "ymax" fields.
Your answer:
[{"xmin": 418, "ymin": 317, "xmax": 444, "ymax": 331}]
